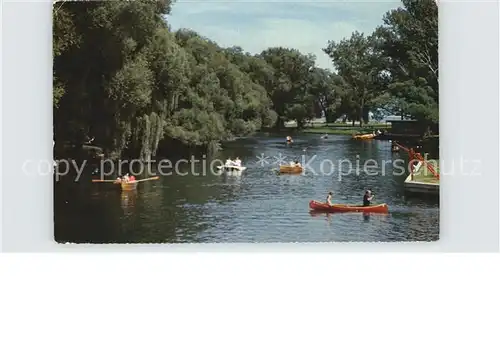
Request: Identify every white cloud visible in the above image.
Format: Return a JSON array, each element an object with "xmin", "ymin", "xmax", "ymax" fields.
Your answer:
[
  {"xmin": 168, "ymin": 0, "xmax": 402, "ymax": 69},
  {"xmin": 200, "ymin": 18, "xmax": 358, "ymax": 69}
]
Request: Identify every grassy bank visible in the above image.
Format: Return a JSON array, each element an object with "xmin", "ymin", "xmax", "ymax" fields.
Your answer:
[
  {"xmin": 412, "ymin": 159, "xmax": 440, "ymax": 184},
  {"xmin": 302, "ymin": 128, "xmax": 363, "ymax": 135},
  {"xmin": 301, "ymin": 123, "xmax": 390, "ymax": 135}
]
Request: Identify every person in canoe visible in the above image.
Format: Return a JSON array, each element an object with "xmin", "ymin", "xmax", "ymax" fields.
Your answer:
[
  {"xmin": 326, "ymin": 192, "xmax": 333, "ymax": 206},
  {"xmin": 294, "ymin": 159, "xmax": 301, "ymax": 167},
  {"xmin": 363, "ymin": 190, "xmax": 374, "ymax": 206}
]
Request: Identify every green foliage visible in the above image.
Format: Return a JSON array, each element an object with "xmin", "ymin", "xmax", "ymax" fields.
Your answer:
[
  {"xmin": 324, "ymin": 32, "xmax": 381, "ymax": 125},
  {"xmin": 53, "ymin": 0, "xmax": 438, "ymax": 159},
  {"xmin": 324, "ymin": 0, "xmax": 438, "ymax": 126}
]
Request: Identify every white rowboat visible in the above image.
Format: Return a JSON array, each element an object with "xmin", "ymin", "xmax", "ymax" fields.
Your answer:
[{"xmin": 217, "ymin": 165, "xmax": 247, "ymax": 172}]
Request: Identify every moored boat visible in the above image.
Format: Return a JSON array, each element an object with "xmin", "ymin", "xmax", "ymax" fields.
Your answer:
[
  {"xmin": 309, "ymin": 200, "xmax": 388, "ymax": 214},
  {"xmin": 352, "ymin": 133, "xmax": 376, "ymax": 140},
  {"xmin": 279, "ymin": 165, "xmax": 303, "ymax": 174}
]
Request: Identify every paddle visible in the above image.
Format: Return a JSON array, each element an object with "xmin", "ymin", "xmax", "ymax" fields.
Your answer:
[
  {"xmin": 135, "ymin": 176, "xmax": 160, "ymax": 182},
  {"xmin": 92, "ymin": 176, "xmax": 159, "ymax": 183}
]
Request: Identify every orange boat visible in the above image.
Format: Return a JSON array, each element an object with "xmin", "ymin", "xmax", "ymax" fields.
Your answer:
[
  {"xmin": 352, "ymin": 133, "xmax": 375, "ymax": 140},
  {"xmin": 119, "ymin": 181, "xmax": 138, "ymax": 191},
  {"xmin": 309, "ymin": 200, "xmax": 388, "ymax": 214},
  {"xmin": 279, "ymin": 165, "xmax": 303, "ymax": 174}
]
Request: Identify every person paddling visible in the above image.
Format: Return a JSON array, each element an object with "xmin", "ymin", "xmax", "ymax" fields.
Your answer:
[
  {"xmin": 326, "ymin": 192, "xmax": 333, "ymax": 206},
  {"xmin": 363, "ymin": 190, "xmax": 374, "ymax": 206}
]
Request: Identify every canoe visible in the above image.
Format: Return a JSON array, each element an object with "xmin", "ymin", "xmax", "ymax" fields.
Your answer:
[
  {"xmin": 352, "ymin": 133, "xmax": 375, "ymax": 140},
  {"xmin": 309, "ymin": 200, "xmax": 388, "ymax": 214},
  {"xmin": 279, "ymin": 165, "xmax": 303, "ymax": 174}
]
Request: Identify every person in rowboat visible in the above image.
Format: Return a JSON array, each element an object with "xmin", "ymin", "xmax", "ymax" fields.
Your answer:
[
  {"xmin": 234, "ymin": 157, "xmax": 241, "ymax": 167},
  {"xmin": 294, "ymin": 159, "xmax": 301, "ymax": 167},
  {"xmin": 129, "ymin": 175, "xmax": 136, "ymax": 182},
  {"xmin": 326, "ymin": 192, "xmax": 333, "ymax": 206},
  {"xmin": 363, "ymin": 190, "xmax": 374, "ymax": 206}
]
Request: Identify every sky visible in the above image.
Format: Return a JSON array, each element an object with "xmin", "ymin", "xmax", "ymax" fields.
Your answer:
[{"xmin": 166, "ymin": 0, "xmax": 402, "ymax": 70}]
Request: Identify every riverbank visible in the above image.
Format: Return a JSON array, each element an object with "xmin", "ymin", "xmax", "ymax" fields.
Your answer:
[{"xmin": 299, "ymin": 123, "xmax": 390, "ymax": 135}]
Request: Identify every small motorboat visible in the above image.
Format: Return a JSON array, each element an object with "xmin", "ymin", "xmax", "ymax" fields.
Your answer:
[
  {"xmin": 309, "ymin": 200, "xmax": 388, "ymax": 214},
  {"xmin": 321, "ymin": 134, "xmax": 328, "ymax": 139},
  {"xmin": 279, "ymin": 165, "xmax": 303, "ymax": 174}
]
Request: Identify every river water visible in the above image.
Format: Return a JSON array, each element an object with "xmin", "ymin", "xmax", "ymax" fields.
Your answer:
[{"xmin": 54, "ymin": 134, "xmax": 439, "ymax": 243}]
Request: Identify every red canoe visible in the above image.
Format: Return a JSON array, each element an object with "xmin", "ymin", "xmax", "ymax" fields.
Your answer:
[{"xmin": 309, "ymin": 200, "xmax": 389, "ymax": 214}]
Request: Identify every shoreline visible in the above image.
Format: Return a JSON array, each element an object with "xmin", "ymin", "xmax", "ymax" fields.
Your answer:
[{"xmin": 299, "ymin": 124, "xmax": 390, "ymax": 136}]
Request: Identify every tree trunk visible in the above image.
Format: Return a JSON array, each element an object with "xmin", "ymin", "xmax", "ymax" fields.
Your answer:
[
  {"xmin": 274, "ymin": 116, "xmax": 285, "ymax": 130},
  {"xmin": 362, "ymin": 106, "xmax": 370, "ymax": 125}
]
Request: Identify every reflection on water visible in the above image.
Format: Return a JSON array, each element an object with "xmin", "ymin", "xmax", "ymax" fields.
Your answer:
[
  {"xmin": 55, "ymin": 135, "xmax": 439, "ymax": 243},
  {"xmin": 120, "ymin": 190, "xmax": 137, "ymax": 216}
]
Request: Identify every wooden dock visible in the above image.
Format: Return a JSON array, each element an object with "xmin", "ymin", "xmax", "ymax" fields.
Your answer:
[{"xmin": 404, "ymin": 161, "xmax": 439, "ymax": 195}]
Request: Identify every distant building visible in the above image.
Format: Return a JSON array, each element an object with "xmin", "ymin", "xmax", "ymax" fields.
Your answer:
[{"xmin": 382, "ymin": 115, "xmax": 404, "ymax": 123}]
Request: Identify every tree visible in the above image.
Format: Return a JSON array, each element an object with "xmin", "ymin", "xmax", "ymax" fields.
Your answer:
[
  {"xmin": 323, "ymin": 32, "xmax": 381, "ymax": 126},
  {"xmin": 373, "ymin": 0, "xmax": 438, "ymax": 123},
  {"xmin": 307, "ymin": 68, "xmax": 342, "ymax": 123},
  {"xmin": 259, "ymin": 48, "xmax": 318, "ymax": 129}
]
